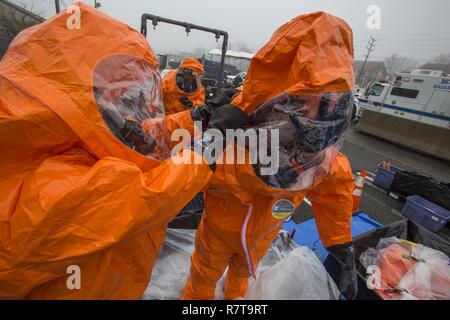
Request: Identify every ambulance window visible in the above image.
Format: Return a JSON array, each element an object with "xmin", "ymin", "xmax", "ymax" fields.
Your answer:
[
  {"xmin": 367, "ymin": 84, "xmax": 385, "ymax": 96},
  {"xmin": 390, "ymin": 87, "xmax": 419, "ymax": 99}
]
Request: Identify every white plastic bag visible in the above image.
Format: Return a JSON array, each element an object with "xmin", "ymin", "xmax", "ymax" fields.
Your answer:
[
  {"xmin": 244, "ymin": 246, "xmax": 340, "ymax": 300},
  {"xmin": 359, "ymin": 237, "xmax": 450, "ymax": 300},
  {"xmin": 216, "ymin": 231, "xmax": 340, "ymax": 300},
  {"xmin": 144, "ymin": 229, "xmax": 339, "ymax": 300},
  {"xmin": 142, "ymin": 229, "xmax": 196, "ymax": 300}
]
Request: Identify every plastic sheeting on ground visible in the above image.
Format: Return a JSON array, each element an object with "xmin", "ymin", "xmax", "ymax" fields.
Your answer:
[
  {"xmin": 143, "ymin": 229, "xmax": 339, "ymax": 300},
  {"xmin": 359, "ymin": 237, "xmax": 450, "ymax": 300}
]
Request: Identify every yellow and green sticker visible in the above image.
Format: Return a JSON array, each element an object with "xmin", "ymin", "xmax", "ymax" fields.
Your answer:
[{"xmin": 271, "ymin": 199, "xmax": 295, "ymax": 220}]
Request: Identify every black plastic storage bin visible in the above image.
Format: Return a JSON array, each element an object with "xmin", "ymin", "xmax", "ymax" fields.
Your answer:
[
  {"xmin": 324, "ymin": 219, "xmax": 450, "ymax": 300},
  {"xmin": 168, "ymin": 193, "xmax": 204, "ymax": 229}
]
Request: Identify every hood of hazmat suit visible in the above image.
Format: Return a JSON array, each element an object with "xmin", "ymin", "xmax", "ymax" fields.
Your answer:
[
  {"xmin": 0, "ymin": 2, "xmax": 211, "ymax": 299},
  {"xmin": 183, "ymin": 12, "xmax": 356, "ymax": 300},
  {"xmin": 162, "ymin": 57, "xmax": 206, "ymax": 115}
]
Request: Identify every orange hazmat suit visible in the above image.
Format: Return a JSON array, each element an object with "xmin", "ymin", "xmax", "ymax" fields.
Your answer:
[
  {"xmin": 183, "ymin": 12, "xmax": 356, "ymax": 300},
  {"xmin": 0, "ymin": 3, "xmax": 211, "ymax": 299},
  {"xmin": 162, "ymin": 57, "xmax": 206, "ymax": 115}
]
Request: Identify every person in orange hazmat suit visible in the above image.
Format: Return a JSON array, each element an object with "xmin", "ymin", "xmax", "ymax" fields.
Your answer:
[
  {"xmin": 0, "ymin": 3, "xmax": 248, "ymax": 299},
  {"xmin": 182, "ymin": 12, "xmax": 358, "ymax": 300},
  {"xmin": 162, "ymin": 57, "xmax": 206, "ymax": 115}
]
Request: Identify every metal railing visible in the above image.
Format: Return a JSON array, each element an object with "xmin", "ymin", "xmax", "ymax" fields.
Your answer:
[{"xmin": 141, "ymin": 13, "xmax": 228, "ymax": 83}]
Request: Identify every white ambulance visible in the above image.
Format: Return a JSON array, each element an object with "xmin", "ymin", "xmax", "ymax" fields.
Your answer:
[{"xmin": 358, "ymin": 69, "xmax": 450, "ymax": 128}]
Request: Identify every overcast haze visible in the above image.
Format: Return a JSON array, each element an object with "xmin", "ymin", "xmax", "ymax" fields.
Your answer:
[{"xmin": 12, "ymin": 0, "xmax": 450, "ymax": 63}]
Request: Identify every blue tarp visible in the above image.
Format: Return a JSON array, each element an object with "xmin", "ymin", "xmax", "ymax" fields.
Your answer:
[{"xmin": 282, "ymin": 212, "xmax": 383, "ymax": 263}]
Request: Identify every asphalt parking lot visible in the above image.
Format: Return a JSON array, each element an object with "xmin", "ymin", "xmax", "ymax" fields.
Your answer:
[
  {"xmin": 292, "ymin": 124, "xmax": 450, "ymax": 242},
  {"xmin": 175, "ymin": 124, "xmax": 450, "ymax": 242}
]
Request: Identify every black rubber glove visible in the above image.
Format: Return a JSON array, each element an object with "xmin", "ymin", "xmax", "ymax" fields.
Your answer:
[
  {"xmin": 208, "ymin": 104, "xmax": 249, "ymax": 133},
  {"xmin": 190, "ymin": 104, "xmax": 249, "ymax": 172},
  {"xmin": 207, "ymin": 87, "xmax": 240, "ymax": 108},
  {"xmin": 190, "ymin": 88, "xmax": 240, "ymax": 125},
  {"xmin": 190, "ymin": 103, "xmax": 215, "ymax": 125},
  {"xmin": 180, "ymin": 96, "xmax": 194, "ymax": 108},
  {"xmin": 327, "ymin": 242, "xmax": 358, "ymax": 300}
]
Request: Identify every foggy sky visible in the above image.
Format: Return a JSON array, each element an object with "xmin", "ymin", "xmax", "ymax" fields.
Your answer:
[{"xmin": 12, "ymin": 0, "xmax": 450, "ymax": 63}]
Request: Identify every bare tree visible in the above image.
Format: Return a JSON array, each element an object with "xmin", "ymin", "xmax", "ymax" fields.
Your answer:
[
  {"xmin": 0, "ymin": 3, "xmax": 43, "ymax": 44},
  {"xmin": 431, "ymin": 53, "xmax": 450, "ymax": 64},
  {"xmin": 234, "ymin": 41, "xmax": 253, "ymax": 53},
  {"xmin": 193, "ymin": 46, "xmax": 208, "ymax": 55},
  {"xmin": 217, "ymin": 41, "xmax": 235, "ymax": 51},
  {"xmin": 218, "ymin": 41, "xmax": 253, "ymax": 53},
  {"xmin": 384, "ymin": 54, "xmax": 419, "ymax": 75}
]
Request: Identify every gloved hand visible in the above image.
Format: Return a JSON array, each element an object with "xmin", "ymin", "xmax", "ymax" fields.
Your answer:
[
  {"xmin": 190, "ymin": 104, "xmax": 249, "ymax": 171},
  {"xmin": 180, "ymin": 96, "xmax": 194, "ymax": 108},
  {"xmin": 190, "ymin": 88, "xmax": 240, "ymax": 125},
  {"xmin": 207, "ymin": 87, "xmax": 240, "ymax": 109},
  {"xmin": 327, "ymin": 242, "xmax": 358, "ymax": 300},
  {"xmin": 207, "ymin": 103, "xmax": 248, "ymax": 133}
]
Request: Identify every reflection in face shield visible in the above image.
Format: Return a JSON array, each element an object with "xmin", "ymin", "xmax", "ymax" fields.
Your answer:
[
  {"xmin": 176, "ymin": 68, "xmax": 201, "ymax": 93},
  {"xmin": 93, "ymin": 55, "xmax": 171, "ymax": 160},
  {"xmin": 247, "ymin": 92, "xmax": 353, "ymax": 190}
]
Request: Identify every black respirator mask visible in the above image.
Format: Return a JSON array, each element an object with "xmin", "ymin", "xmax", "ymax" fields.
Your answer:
[
  {"xmin": 176, "ymin": 68, "xmax": 201, "ymax": 93},
  {"xmin": 96, "ymin": 92, "xmax": 156, "ymax": 155}
]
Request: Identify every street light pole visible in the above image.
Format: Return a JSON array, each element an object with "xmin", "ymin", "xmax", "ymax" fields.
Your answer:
[{"xmin": 55, "ymin": 0, "xmax": 60, "ymax": 13}]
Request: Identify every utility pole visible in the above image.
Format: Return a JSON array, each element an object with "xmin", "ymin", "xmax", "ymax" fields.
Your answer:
[
  {"xmin": 357, "ymin": 36, "xmax": 377, "ymax": 86},
  {"xmin": 54, "ymin": 0, "xmax": 60, "ymax": 13}
]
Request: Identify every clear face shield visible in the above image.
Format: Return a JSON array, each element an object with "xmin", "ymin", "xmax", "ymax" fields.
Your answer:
[
  {"xmin": 175, "ymin": 67, "xmax": 203, "ymax": 93},
  {"xmin": 93, "ymin": 55, "xmax": 171, "ymax": 160},
  {"xmin": 247, "ymin": 92, "xmax": 353, "ymax": 190}
]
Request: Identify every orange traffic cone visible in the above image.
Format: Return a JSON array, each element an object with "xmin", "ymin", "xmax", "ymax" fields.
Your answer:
[{"xmin": 353, "ymin": 170, "xmax": 366, "ymax": 212}]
